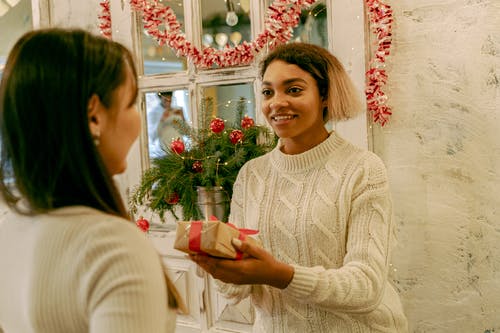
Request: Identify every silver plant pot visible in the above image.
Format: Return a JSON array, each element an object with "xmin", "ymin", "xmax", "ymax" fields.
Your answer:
[{"xmin": 196, "ymin": 186, "xmax": 229, "ymax": 221}]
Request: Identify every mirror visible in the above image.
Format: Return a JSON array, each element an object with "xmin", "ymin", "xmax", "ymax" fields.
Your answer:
[
  {"xmin": 144, "ymin": 89, "xmax": 191, "ymax": 160},
  {"xmin": 264, "ymin": 0, "xmax": 328, "ymax": 48},
  {"xmin": 200, "ymin": 83, "xmax": 255, "ymax": 124},
  {"xmin": 201, "ymin": 0, "xmax": 251, "ymax": 68},
  {"xmin": 139, "ymin": 0, "xmax": 187, "ymax": 75},
  {"xmin": 0, "ymin": 0, "xmax": 33, "ymax": 79}
]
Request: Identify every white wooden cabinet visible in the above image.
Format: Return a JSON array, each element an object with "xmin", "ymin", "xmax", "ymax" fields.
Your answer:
[{"xmin": 148, "ymin": 227, "xmax": 254, "ymax": 332}]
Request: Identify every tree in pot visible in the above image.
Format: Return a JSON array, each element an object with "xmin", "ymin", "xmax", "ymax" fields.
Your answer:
[{"xmin": 130, "ymin": 97, "xmax": 277, "ymax": 222}]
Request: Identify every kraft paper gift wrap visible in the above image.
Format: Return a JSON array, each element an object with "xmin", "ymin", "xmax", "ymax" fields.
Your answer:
[{"xmin": 173, "ymin": 220, "xmax": 260, "ymax": 259}]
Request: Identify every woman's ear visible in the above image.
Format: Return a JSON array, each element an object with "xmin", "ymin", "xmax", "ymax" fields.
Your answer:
[
  {"xmin": 322, "ymin": 98, "xmax": 329, "ymax": 122},
  {"xmin": 322, "ymin": 96, "xmax": 328, "ymax": 108},
  {"xmin": 87, "ymin": 94, "xmax": 102, "ymax": 138},
  {"xmin": 88, "ymin": 94, "xmax": 107, "ymax": 146}
]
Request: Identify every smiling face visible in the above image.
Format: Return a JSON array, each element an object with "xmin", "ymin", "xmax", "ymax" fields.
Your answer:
[{"xmin": 261, "ymin": 60, "xmax": 329, "ymax": 154}]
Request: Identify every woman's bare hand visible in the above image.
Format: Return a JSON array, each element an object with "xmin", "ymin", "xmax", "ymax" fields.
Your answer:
[{"xmin": 189, "ymin": 238, "xmax": 294, "ymax": 289}]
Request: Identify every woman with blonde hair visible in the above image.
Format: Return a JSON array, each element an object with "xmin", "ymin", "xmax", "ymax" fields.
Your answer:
[{"xmin": 191, "ymin": 43, "xmax": 407, "ymax": 332}]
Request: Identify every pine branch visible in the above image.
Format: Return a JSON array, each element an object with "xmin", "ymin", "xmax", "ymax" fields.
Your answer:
[{"xmin": 131, "ymin": 97, "xmax": 277, "ymax": 222}]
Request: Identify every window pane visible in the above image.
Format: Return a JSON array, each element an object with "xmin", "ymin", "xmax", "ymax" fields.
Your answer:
[
  {"xmin": 140, "ymin": 0, "xmax": 187, "ymax": 75},
  {"xmin": 292, "ymin": 0, "xmax": 328, "ymax": 47},
  {"xmin": 145, "ymin": 89, "xmax": 191, "ymax": 159},
  {"xmin": 201, "ymin": 83, "xmax": 255, "ymax": 124},
  {"xmin": 201, "ymin": 0, "xmax": 251, "ymax": 68},
  {"xmin": 263, "ymin": 0, "xmax": 328, "ymax": 48},
  {"xmin": 0, "ymin": 0, "xmax": 33, "ymax": 79}
]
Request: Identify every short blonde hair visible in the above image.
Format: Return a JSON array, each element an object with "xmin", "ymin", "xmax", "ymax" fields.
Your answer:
[{"xmin": 260, "ymin": 43, "xmax": 362, "ymax": 122}]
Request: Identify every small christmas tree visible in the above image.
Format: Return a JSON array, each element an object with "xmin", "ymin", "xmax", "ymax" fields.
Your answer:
[{"xmin": 130, "ymin": 97, "xmax": 277, "ymax": 221}]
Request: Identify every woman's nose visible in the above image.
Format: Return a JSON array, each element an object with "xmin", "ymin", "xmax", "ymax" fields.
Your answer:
[{"xmin": 269, "ymin": 96, "xmax": 288, "ymax": 111}]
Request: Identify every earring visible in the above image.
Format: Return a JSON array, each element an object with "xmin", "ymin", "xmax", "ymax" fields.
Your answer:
[{"xmin": 93, "ymin": 130, "xmax": 100, "ymax": 146}]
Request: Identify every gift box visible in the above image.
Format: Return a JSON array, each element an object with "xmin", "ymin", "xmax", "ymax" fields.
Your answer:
[{"xmin": 173, "ymin": 220, "xmax": 260, "ymax": 259}]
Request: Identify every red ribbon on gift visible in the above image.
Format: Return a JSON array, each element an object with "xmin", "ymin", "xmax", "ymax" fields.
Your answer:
[
  {"xmin": 188, "ymin": 217, "xmax": 258, "ymax": 260},
  {"xmin": 188, "ymin": 221, "xmax": 206, "ymax": 255}
]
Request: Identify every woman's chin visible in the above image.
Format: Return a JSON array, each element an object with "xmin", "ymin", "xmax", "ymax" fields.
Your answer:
[{"xmin": 110, "ymin": 164, "xmax": 127, "ymax": 176}]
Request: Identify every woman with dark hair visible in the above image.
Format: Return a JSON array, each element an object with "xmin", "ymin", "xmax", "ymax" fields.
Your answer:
[
  {"xmin": 191, "ymin": 43, "xmax": 407, "ymax": 332},
  {"xmin": 0, "ymin": 28, "xmax": 179, "ymax": 332}
]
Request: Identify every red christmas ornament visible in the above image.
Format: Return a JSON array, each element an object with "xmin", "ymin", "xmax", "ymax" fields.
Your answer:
[
  {"xmin": 192, "ymin": 160, "xmax": 203, "ymax": 173},
  {"xmin": 136, "ymin": 216, "xmax": 150, "ymax": 232},
  {"xmin": 165, "ymin": 192, "xmax": 180, "ymax": 205},
  {"xmin": 229, "ymin": 129, "xmax": 244, "ymax": 144},
  {"xmin": 210, "ymin": 118, "xmax": 225, "ymax": 133},
  {"xmin": 170, "ymin": 138, "xmax": 185, "ymax": 154},
  {"xmin": 241, "ymin": 115, "xmax": 254, "ymax": 129}
]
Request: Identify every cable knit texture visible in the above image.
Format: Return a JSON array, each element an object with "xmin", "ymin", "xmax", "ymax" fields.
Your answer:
[
  {"xmin": 0, "ymin": 206, "xmax": 176, "ymax": 333},
  {"xmin": 217, "ymin": 132, "xmax": 408, "ymax": 332}
]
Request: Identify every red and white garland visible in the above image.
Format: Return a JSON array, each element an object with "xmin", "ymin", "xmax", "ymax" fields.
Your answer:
[
  {"xmin": 364, "ymin": 0, "xmax": 393, "ymax": 126},
  {"xmin": 99, "ymin": 0, "xmax": 316, "ymax": 67},
  {"xmin": 98, "ymin": 0, "xmax": 393, "ymax": 125}
]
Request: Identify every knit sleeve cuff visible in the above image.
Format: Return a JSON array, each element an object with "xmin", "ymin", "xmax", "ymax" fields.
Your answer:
[
  {"xmin": 283, "ymin": 265, "xmax": 322, "ymax": 299},
  {"xmin": 214, "ymin": 279, "xmax": 252, "ymax": 304}
]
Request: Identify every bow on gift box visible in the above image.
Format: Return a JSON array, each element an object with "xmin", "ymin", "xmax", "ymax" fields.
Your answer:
[{"xmin": 188, "ymin": 216, "xmax": 258, "ymax": 260}]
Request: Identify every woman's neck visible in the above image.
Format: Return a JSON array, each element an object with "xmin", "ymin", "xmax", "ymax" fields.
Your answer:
[{"xmin": 279, "ymin": 129, "xmax": 329, "ymax": 155}]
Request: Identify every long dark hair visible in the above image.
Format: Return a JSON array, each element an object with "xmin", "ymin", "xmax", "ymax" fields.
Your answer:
[{"xmin": 0, "ymin": 28, "xmax": 137, "ymax": 218}]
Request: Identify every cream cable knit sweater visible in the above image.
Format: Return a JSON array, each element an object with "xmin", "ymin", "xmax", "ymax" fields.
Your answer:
[
  {"xmin": 0, "ymin": 206, "xmax": 176, "ymax": 333},
  {"xmin": 218, "ymin": 132, "xmax": 407, "ymax": 332}
]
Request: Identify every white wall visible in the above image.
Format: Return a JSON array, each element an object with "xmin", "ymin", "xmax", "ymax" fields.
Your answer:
[
  {"xmin": 48, "ymin": 0, "xmax": 101, "ymax": 33},
  {"xmin": 373, "ymin": 0, "xmax": 500, "ymax": 331}
]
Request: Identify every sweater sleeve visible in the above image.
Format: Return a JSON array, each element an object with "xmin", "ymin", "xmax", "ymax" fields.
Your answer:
[
  {"xmin": 79, "ymin": 217, "xmax": 175, "ymax": 333},
  {"xmin": 213, "ymin": 164, "xmax": 252, "ymax": 302},
  {"xmin": 283, "ymin": 153, "xmax": 394, "ymax": 313}
]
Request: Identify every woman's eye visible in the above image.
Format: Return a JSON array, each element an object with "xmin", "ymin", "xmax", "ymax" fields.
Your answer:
[
  {"xmin": 288, "ymin": 87, "xmax": 302, "ymax": 94},
  {"xmin": 261, "ymin": 89, "xmax": 272, "ymax": 96}
]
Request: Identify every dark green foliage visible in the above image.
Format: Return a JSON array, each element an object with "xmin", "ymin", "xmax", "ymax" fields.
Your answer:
[{"xmin": 130, "ymin": 97, "xmax": 277, "ymax": 221}]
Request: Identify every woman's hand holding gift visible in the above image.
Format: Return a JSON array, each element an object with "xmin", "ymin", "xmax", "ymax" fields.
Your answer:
[{"xmin": 189, "ymin": 238, "xmax": 294, "ymax": 289}]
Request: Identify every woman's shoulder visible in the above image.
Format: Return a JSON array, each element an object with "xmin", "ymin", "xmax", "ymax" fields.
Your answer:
[
  {"xmin": 331, "ymin": 132, "xmax": 386, "ymax": 168},
  {"xmin": 324, "ymin": 133, "xmax": 388, "ymax": 185},
  {"xmin": 42, "ymin": 206, "xmax": 148, "ymax": 247},
  {"xmin": 240, "ymin": 151, "xmax": 272, "ymax": 172},
  {"xmin": 46, "ymin": 206, "xmax": 129, "ymax": 225},
  {"xmin": 45, "ymin": 207, "xmax": 161, "ymax": 276}
]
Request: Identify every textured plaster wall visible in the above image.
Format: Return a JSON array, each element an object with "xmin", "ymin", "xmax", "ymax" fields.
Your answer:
[{"xmin": 372, "ymin": 1, "xmax": 500, "ymax": 331}]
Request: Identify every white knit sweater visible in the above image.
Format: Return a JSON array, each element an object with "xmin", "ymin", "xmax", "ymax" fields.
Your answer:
[
  {"xmin": 0, "ymin": 206, "xmax": 176, "ymax": 333},
  {"xmin": 218, "ymin": 132, "xmax": 408, "ymax": 332}
]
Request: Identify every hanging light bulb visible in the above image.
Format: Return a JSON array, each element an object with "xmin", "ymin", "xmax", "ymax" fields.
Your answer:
[{"xmin": 225, "ymin": 0, "xmax": 238, "ymax": 27}]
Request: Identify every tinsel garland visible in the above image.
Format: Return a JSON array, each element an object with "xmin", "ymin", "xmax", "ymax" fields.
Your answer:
[
  {"xmin": 364, "ymin": 0, "xmax": 393, "ymax": 126},
  {"xmin": 100, "ymin": 0, "xmax": 316, "ymax": 67},
  {"xmin": 98, "ymin": 0, "xmax": 111, "ymax": 38},
  {"xmin": 98, "ymin": 0, "xmax": 393, "ymax": 125}
]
